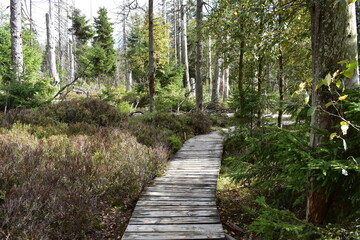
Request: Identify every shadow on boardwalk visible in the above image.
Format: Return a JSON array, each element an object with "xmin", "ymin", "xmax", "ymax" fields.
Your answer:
[{"xmin": 122, "ymin": 131, "xmax": 225, "ymax": 240}]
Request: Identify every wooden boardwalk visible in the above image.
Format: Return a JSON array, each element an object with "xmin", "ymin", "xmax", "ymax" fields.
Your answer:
[{"xmin": 122, "ymin": 131, "xmax": 225, "ymax": 240}]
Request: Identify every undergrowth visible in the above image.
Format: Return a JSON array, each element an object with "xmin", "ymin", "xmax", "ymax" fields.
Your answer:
[
  {"xmin": 0, "ymin": 97, "xmax": 215, "ymax": 239},
  {"xmin": 220, "ymin": 121, "xmax": 360, "ymax": 239}
]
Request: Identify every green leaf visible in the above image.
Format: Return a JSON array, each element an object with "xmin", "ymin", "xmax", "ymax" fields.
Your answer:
[
  {"xmin": 307, "ymin": 106, "xmax": 316, "ymax": 116},
  {"xmin": 338, "ymin": 59, "xmax": 348, "ymax": 64},
  {"xmin": 324, "ymin": 73, "xmax": 332, "ymax": 86},
  {"xmin": 330, "ymin": 132, "xmax": 337, "ymax": 140},
  {"xmin": 325, "ymin": 101, "xmax": 334, "ymax": 108},
  {"xmin": 346, "ymin": 59, "xmax": 358, "ymax": 69},
  {"xmin": 335, "ymin": 78, "xmax": 342, "ymax": 88},
  {"xmin": 343, "ymin": 68, "xmax": 355, "ymax": 79}
]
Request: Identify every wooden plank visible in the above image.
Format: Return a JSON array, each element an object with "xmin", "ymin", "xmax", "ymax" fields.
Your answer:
[
  {"xmin": 134, "ymin": 205, "xmax": 217, "ymax": 210},
  {"xmin": 122, "ymin": 232, "xmax": 225, "ymax": 240},
  {"xmin": 140, "ymin": 196, "xmax": 216, "ymax": 201},
  {"xmin": 129, "ymin": 216, "xmax": 220, "ymax": 224},
  {"xmin": 141, "ymin": 191, "xmax": 214, "ymax": 198},
  {"xmin": 122, "ymin": 131, "xmax": 225, "ymax": 240},
  {"xmin": 136, "ymin": 200, "xmax": 216, "ymax": 206},
  {"xmin": 125, "ymin": 224, "xmax": 223, "ymax": 232},
  {"xmin": 131, "ymin": 210, "xmax": 219, "ymax": 217}
]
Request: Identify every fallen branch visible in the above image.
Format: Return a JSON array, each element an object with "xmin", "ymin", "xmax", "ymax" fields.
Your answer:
[{"xmin": 223, "ymin": 221, "xmax": 245, "ymax": 236}]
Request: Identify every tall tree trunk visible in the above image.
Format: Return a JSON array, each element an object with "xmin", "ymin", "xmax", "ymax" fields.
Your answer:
[
  {"xmin": 46, "ymin": 0, "xmax": 60, "ymax": 85},
  {"xmin": 10, "ymin": 0, "xmax": 24, "ymax": 80},
  {"xmin": 223, "ymin": 67, "xmax": 229, "ymax": 101},
  {"xmin": 307, "ymin": 0, "xmax": 359, "ymax": 224},
  {"xmin": 195, "ymin": 0, "xmax": 203, "ymax": 111},
  {"xmin": 181, "ymin": 0, "xmax": 190, "ymax": 92},
  {"xmin": 30, "ymin": 0, "xmax": 33, "ymax": 46},
  {"xmin": 69, "ymin": 36, "xmax": 75, "ymax": 82},
  {"xmin": 148, "ymin": 0, "xmax": 155, "ymax": 112},
  {"xmin": 211, "ymin": 57, "xmax": 220, "ymax": 106},
  {"xmin": 162, "ymin": 0, "xmax": 167, "ymax": 23},
  {"xmin": 257, "ymin": 55, "xmax": 264, "ymax": 127},
  {"xmin": 58, "ymin": 0, "xmax": 63, "ymax": 76},
  {"xmin": 124, "ymin": 19, "xmax": 132, "ymax": 91},
  {"xmin": 208, "ymin": 36, "xmax": 212, "ymax": 94},
  {"xmin": 277, "ymin": 48, "xmax": 284, "ymax": 128},
  {"xmin": 176, "ymin": 0, "xmax": 181, "ymax": 66},
  {"xmin": 238, "ymin": 38, "xmax": 245, "ymax": 120}
]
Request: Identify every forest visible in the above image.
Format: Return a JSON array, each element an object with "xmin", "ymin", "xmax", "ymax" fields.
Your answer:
[{"xmin": 0, "ymin": 0, "xmax": 360, "ymax": 239}]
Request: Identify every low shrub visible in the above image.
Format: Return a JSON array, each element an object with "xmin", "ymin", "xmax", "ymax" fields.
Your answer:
[
  {"xmin": 0, "ymin": 124, "xmax": 167, "ymax": 239},
  {"xmin": 49, "ymin": 98, "xmax": 128, "ymax": 126}
]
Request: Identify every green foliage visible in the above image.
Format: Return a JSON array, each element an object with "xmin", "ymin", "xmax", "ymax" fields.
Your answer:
[
  {"xmin": 0, "ymin": 24, "xmax": 55, "ymax": 109},
  {"xmin": 168, "ymin": 134, "xmax": 182, "ymax": 153},
  {"xmin": 226, "ymin": 127, "xmax": 310, "ymax": 209},
  {"xmin": 92, "ymin": 8, "xmax": 116, "ymax": 79},
  {"xmin": 69, "ymin": 8, "xmax": 94, "ymax": 46},
  {"xmin": 127, "ymin": 13, "xmax": 171, "ymax": 87},
  {"xmin": 248, "ymin": 197, "xmax": 319, "ymax": 240}
]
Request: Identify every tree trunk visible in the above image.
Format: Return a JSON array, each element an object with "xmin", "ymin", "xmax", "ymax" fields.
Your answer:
[
  {"xmin": 123, "ymin": 19, "xmax": 132, "ymax": 91},
  {"xmin": 211, "ymin": 57, "xmax": 221, "ymax": 106},
  {"xmin": 223, "ymin": 67, "xmax": 229, "ymax": 101},
  {"xmin": 277, "ymin": 48, "xmax": 284, "ymax": 128},
  {"xmin": 69, "ymin": 37, "xmax": 75, "ymax": 82},
  {"xmin": 238, "ymin": 38, "xmax": 245, "ymax": 119},
  {"xmin": 195, "ymin": 0, "xmax": 203, "ymax": 111},
  {"xmin": 181, "ymin": 0, "xmax": 191, "ymax": 92},
  {"xmin": 176, "ymin": 0, "xmax": 182, "ymax": 66},
  {"xmin": 10, "ymin": 0, "xmax": 24, "ymax": 80},
  {"xmin": 162, "ymin": 0, "xmax": 167, "ymax": 23},
  {"xmin": 46, "ymin": 0, "xmax": 60, "ymax": 85},
  {"xmin": 257, "ymin": 55, "xmax": 264, "ymax": 127},
  {"xmin": 307, "ymin": 0, "xmax": 359, "ymax": 224},
  {"xmin": 148, "ymin": 0, "xmax": 155, "ymax": 112},
  {"xmin": 208, "ymin": 36, "xmax": 212, "ymax": 94}
]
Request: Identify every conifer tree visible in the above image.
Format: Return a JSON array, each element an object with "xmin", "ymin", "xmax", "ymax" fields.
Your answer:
[{"xmin": 92, "ymin": 8, "xmax": 116, "ymax": 80}]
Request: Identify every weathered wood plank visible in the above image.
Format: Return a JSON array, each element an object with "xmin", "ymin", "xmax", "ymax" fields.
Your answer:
[
  {"xmin": 131, "ymin": 210, "xmax": 219, "ymax": 217},
  {"xmin": 122, "ymin": 232, "xmax": 225, "ymax": 240},
  {"xmin": 122, "ymin": 131, "xmax": 225, "ymax": 240},
  {"xmin": 136, "ymin": 200, "xmax": 216, "ymax": 206},
  {"xmin": 125, "ymin": 224, "xmax": 223, "ymax": 232},
  {"xmin": 129, "ymin": 216, "xmax": 220, "ymax": 224}
]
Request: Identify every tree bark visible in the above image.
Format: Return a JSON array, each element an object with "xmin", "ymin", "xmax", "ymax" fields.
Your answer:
[
  {"xmin": 208, "ymin": 36, "xmax": 212, "ymax": 94},
  {"xmin": 223, "ymin": 67, "xmax": 229, "ymax": 101},
  {"xmin": 277, "ymin": 48, "xmax": 284, "ymax": 128},
  {"xmin": 46, "ymin": 0, "xmax": 60, "ymax": 85},
  {"xmin": 10, "ymin": 0, "xmax": 24, "ymax": 80},
  {"xmin": 148, "ymin": 0, "xmax": 155, "ymax": 112},
  {"xmin": 124, "ymin": 19, "xmax": 132, "ymax": 91},
  {"xmin": 238, "ymin": 38, "xmax": 245, "ymax": 119},
  {"xmin": 257, "ymin": 55, "xmax": 264, "ymax": 127},
  {"xmin": 211, "ymin": 57, "xmax": 221, "ymax": 106},
  {"xmin": 181, "ymin": 0, "xmax": 191, "ymax": 92},
  {"xmin": 195, "ymin": 0, "xmax": 203, "ymax": 111},
  {"xmin": 307, "ymin": 0, "xmax": 359, "ymax": 224}
]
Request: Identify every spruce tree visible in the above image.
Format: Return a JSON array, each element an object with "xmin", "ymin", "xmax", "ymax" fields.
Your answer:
[
  {"xmin": 69, "ymin": 8, "xmax": 93, "ymax": 47},
  {"xmin": 92, "ymin": 8, "xmax": 116, "ymax": 79}
]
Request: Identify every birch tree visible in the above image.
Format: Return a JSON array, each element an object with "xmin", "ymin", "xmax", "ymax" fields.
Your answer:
[
  {"xmin": 46, "ymin": 0, "xmax": 60, "ymax": 85},
  {"xmin": 10, "ymin": 0, "xmax": 23, "ymax": 80},
  {"xmin": 180, "ymin": 0, "xmax": 190, "ymax": 92}
]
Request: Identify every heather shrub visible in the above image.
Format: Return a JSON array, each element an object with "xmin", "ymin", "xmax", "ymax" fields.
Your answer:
[
  {"xmin": 186, "ymin": 112, "xmax": 212, "ymax": 135},
  {"xmin": 49, "ymin": 98, "xmax": 128, "ymax": 126},
  {"xmin": 0, "ymin": 124, "xmax": 167, "ymax": 239}
]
